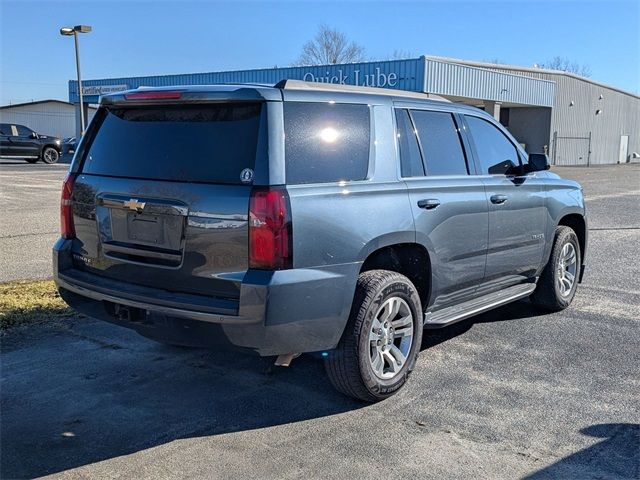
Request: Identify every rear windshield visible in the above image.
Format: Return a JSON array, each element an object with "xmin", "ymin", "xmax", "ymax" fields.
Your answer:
[
  {"xmin": 81, "ymin": 103, "xmax": 263, "ymax": 184},
  {"xmin": 284, "ymin": 102, "xmax": 370, "ymax": 184}
]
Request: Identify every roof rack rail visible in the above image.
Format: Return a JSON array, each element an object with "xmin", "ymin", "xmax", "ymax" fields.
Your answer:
[{"xmin": 274, "ymin": 79, "xmax": 450, "ymax": 102}]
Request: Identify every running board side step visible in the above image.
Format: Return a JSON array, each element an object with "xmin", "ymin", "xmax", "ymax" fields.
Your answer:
[{"xmin": 423, "ymin": 283, "xmax": 536, "ymax": 328}]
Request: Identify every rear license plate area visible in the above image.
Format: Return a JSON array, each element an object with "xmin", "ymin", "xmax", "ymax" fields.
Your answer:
[
  {"xmin": 103, "ymin": 207, "xmax": 183, "ymax": 251},
  {"xmin": 93, "ymin": 194, "xmax": 189, "ymax": 268},
  {"xmin": 127, "ymin": 213, "xmax": 163, "ymax": 245}
]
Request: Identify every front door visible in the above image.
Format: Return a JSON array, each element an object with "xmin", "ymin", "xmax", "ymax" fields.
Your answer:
[
  {"xmin": 396, "ymin": 107, "xmax": 489, "ymax": 311},
  {"xmin": 13, "ymin": 125, "xmax": 41, "ymax": 157},
  {"xmin": 463, "ymin": 114, "xmax": 546, "ymax": 292}
]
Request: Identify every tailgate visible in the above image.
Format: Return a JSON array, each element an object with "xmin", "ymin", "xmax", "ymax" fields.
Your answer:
[{"xmin": 69, "ymin": 101, "xmax": 266, "ymax": 301}]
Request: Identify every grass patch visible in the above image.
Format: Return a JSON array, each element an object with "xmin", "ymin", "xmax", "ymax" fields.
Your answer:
[{"xmin": 0, "ymin": 279, "xmax": 76, "ymax": 331}]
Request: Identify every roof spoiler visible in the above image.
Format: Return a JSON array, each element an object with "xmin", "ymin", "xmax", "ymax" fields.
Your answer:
[{"xmin": 100, "ymin": 85, "xmax": 281, "ymax": 105}]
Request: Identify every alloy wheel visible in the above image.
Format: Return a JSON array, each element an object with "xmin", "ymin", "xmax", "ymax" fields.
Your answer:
[
  {"xmin": 369, "ymin": 296, "xmax": 414, "ymax": 379},
  {"xmin": 43, "ymin": 148, "xmax": 59, "ymax": 163},
  {"xmin": 556, "ymin": 242, "xmax": 577, "ymax": 297}
]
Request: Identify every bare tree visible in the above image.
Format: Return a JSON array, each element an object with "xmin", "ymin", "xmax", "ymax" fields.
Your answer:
[
  {"xmin": 536, "ymin": 56, "xmax": 592, "ymax": 77},
  {"xmin": 294, "ymin": 25, "xmax": 366, "ymax": 66}
]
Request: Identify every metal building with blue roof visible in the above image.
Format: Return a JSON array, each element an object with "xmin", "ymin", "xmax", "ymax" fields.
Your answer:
[{"xmin": 69, "ymin": 55, "xmax": 639, "ymax": 165}]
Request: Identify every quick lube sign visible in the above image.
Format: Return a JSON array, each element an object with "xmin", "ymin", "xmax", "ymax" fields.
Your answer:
[{"xmin": 302, "ymin": 67, "xmax": 398, "ymax": 88}]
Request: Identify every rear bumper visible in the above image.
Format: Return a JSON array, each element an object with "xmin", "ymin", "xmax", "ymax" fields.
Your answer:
[{"xmin": 53, "ymin": 238, "xmax": 359, "ymax": 356}]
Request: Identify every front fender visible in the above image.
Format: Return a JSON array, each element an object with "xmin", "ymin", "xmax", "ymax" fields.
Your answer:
[{"xmin": 542, "ymin": 177, "xmax": 587, "ymax": 270}]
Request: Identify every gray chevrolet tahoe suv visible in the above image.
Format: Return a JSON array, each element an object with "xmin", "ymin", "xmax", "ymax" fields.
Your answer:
[{"xmin": 54, "ymin": 80, "xmax": 587, "ymax": 402}]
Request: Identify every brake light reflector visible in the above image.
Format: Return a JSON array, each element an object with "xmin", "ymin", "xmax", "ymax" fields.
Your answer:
[
  {"xmin": 124, "ymin": 91, "xmax": 183, "ymax": 100},
  {"xmin": 60, "ymin": 173, "xmax": 76, "ymax": 239},
  {"xmin": 249, "ymin": 187, "xmax": 292, "ymax": 270}
]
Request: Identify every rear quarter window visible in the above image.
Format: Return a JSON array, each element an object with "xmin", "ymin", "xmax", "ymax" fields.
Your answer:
[
  {"xmin": 80, "ymin": 103, "xmax": 264, "ymax": 184},
  {"xmin": 284, "ymin": 102, "xmax": 370, "ymax": 184}
]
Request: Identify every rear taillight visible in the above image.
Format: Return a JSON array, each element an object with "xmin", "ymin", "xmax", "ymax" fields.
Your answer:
[
  {"xmin": 249, "ymin": 187, "xmax": 292, "ymax": 270},
  {"xmin": 124, "ymin": 91, "xmax": 183, "ymax": 100},
  {"xmin": 60, "ymin": 173, "xmax": 76, "ymax": 239}
]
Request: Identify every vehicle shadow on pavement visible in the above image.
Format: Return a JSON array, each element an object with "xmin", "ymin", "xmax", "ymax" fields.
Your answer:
[
  {"xmin": 524, "ymin": 423, "xmax": 639, "ymax": 479},
  {"xmin": 421, "ymin": 299, "xmax": 551, "ymax": 349},
  {"xmin": 0, "ymin": 300, "xmax": 558, "ymax": 478},
  {"xmin": 0, "ymin": 321, "xmax": 364, "ymax": 479}
]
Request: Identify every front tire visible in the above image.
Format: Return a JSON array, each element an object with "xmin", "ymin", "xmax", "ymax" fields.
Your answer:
[
  {"xmin": 325, "ymin": 270, "xmax": 423, "ymax": 402},
  {"xmin": 531, "ymin": 226, "xmax": 581, "ymax": 311},
  {"xmin": 41, "ymin": 147, "xmax": 59, "ymax": 164}
]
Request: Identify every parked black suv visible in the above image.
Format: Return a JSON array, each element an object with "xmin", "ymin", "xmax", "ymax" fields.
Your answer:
[
  {"xmin": 0, "ymin": 123, "xmax": 62, "ymax": 163},
  {"xmin": 54, "ymin": 82, "xmax": 587, "ymax": 402}
]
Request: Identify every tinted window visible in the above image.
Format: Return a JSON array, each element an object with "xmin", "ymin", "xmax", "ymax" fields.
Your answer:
[
  {"xmin": 465, "ymin": 115, "xmax": 519, "ymax": 175},
  {"xmin": 0, "ymin": 124, "xmax": 18, "ymax": 136},
  {"xmin": 411, "ymin": 110, "xmax": 468, "ymax": 176},
  {"xmin": 284, "ymin": 102, "xmax": 370, "ymax": 184},
  {"xmin": 16, "ymin": 125, "xmax": 33, "ymax": 136},
  {"xmin": 81, "ymin": 104, "xmax": 263, "ymax": 184},
  {"xmin": 395, "ymin": 109, "xmax": 424, "ymax": 177}
]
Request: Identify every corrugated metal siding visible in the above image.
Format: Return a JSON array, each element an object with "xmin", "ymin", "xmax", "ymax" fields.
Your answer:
[
  {"xmin": 0, "ymin": 102, "xmax": 96, "ymax": 138},
  {"xmin": 424, "ymin": 59, "xmax": 555, "ymax": 107},
  {"xmin": 486, "ymin": 67, "xmax": 640, "ymax": 165},
  {"xmin": 70, "ymin": 59, "xmax": 426, "ymax": 104},
  {"xmin": 552, "ymin": 75, "xmax": 640, "ymax": 165}
]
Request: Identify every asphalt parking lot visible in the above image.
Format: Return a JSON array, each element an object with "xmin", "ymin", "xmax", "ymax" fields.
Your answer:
[
  {"xmin": 1, "ymin": 161, "xmax": 639, "ymax": 479},
  {"xmin": 0, "ymin": 158, "xmax": 71, "ymax": 282}
]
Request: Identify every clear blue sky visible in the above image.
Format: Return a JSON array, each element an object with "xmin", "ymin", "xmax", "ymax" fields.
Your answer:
[{"xmin": 1, "ymin": 0, "xmax": 638, "ymax": 105}]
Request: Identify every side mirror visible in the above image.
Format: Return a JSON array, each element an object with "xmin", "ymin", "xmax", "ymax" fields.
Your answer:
[
  {"xmin": 527, "ymin": 153, "xmax": 550, "ymax": 172},
  {"xmin": 488, "ymin": 159, "xmax": 519, "ymax": 175},
  {"xmin": 30, "ymin": 132, "xmax": 38, "ymax": 139}
]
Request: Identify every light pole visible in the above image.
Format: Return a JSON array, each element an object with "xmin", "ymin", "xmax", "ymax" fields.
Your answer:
[{"xmin": 60, "ymin": 25, "xmax": 92, "ymax": 137}]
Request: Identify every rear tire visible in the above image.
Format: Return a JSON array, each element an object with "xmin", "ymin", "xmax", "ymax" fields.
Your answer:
[
  {"xmin": 531, "ymin": 226, "xmax": 581, "ymax": 311},
  {"xmin": 325, "ymin": 270, "xmax": 423, "ymax": 402},
  {"xmin": 41, "ymin": 147, "xmax": 59, "ymax": 164}
]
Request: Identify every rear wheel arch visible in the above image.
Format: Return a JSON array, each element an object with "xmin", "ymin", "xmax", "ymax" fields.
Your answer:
[{"xmin": 360, "ymin": 243, "xmax": 432, "ymax": 311}]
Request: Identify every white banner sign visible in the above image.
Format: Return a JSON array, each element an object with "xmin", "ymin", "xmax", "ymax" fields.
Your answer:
[{"xmin": 81, "ymin": 84, "xmax": 129, "ymax": 96}]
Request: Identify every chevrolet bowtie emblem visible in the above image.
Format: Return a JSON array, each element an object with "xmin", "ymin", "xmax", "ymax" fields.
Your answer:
[{"xmin": 123, "ymin": 198, "xmax": 146, "ymax": 211}]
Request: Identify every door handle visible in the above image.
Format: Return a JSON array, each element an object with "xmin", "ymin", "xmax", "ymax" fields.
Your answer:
[
  {"xmin": 417, "ymin": 199, "xmax": 441, "ymax": 210},
  {"xmin": 490, "ymin": 194, "xmax": 508, "ymax": 204}
]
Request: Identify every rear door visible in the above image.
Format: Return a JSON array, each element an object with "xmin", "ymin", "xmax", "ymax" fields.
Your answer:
[
  {"xmin": 462, "ymin": 114, "xmax": 546, "ymax": 292},
  {"xmin": 0, "ymin": 124, "xmax": 27, "ymax": 156},
  {"xmin": 397, "ymin": 107, "xmax": 489, "ymax": 311},
  {"xmin": 70, "ymin": 101, "xmax": 267, "ymax": 302},
  {"xmin": 0, "ymin": 124, "xmax": 12, "ymax": 155}
]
